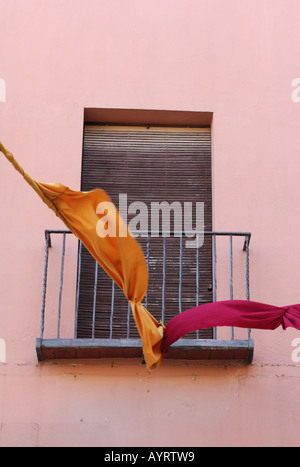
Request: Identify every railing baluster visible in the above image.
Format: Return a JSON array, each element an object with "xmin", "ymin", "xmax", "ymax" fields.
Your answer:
[
  {"xmin": 230, "ymin": 235, "xmax": 233, "ymax": 300},
  {"xmin": 74, "ymin": 240, "xmax": 82, "ymax": 338},
  {"xmin": 245, "ymin": 236, "xmax": 250, "ymax": 301},
  {"xmin": 213, "ymin": 234, "xmax": 217, "ymax": 302},
  {"xmin": 92, "ymin": 261, "xmax": 98, "ymax": 339},
  {"xmin": 196, "ymin": 234, "xmax": 199, "ymax": 339},
  {"xmin": 41, "ymin": 229, "xmax": 251, "ymax": 346},
  {"xmin": 162, "ymin": 235, "xmax": 166, "ymax": 324},
  {"xmin": 196, "ymin": 234, "xmax": 199, "ymax": 307},
  {"xmin": 145, "ymin": 234, "xmax": 150, "ymax": 309},
  {"xmin": 127, "ymin": 301, "xmax": 131, "ymax": 338},
  {"xmin": 40, "ymin": 231, "xmax": 51, "ymax": 339},
  {"xmin": 110, "ymin": 280, "xmax": 115, "ymax": 339},
  {"xmin": 230, "ymin": 235, "xmax": 234, "ymax": 340},
  {"xmin": 213, "ymin": 234, "xmax": 217, "ymax": 339},
  {"xmin": 57, "ymin": 232, "xmax": 66, "ymax": 339}
]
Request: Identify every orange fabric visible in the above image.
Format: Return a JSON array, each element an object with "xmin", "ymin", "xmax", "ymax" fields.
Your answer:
[{"xmin": 0, "ymin": 142, "xmax": 164, "ymax": 369}]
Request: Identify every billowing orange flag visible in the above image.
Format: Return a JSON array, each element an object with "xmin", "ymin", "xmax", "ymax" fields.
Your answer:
[{"xmin": 0, "ymin": 142, "xmax": 164, "ymax": 369}]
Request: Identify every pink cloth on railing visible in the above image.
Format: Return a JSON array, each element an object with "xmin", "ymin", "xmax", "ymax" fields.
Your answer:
[{"xmin": 161, "ymin": 300, "xmax": 300, "ymax": 354}]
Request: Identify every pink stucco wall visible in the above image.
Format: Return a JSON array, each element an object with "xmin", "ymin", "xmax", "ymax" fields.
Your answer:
[{"xmin": 1, "ymin": 0, "xmax": 300, "ymax": 447}]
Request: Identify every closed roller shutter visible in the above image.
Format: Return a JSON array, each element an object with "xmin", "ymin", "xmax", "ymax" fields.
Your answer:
[{"xmin": 77, "ymin": 125, "xmax": 213, "ymax": 339}]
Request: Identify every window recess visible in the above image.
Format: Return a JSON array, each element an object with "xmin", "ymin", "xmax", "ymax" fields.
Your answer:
[{"xmin": 36, "ymin": 124, "xmax": 253, "ymax": 364}]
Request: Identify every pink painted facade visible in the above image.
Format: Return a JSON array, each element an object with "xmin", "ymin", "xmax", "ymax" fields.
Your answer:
[{"xmin": 1, "ymin": 0, "xmax": 300, "ymax": 447}]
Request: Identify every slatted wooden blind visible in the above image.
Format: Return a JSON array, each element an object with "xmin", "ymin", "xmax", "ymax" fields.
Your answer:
[{"xmin": 77, "ymin": 125, "xmax": 213, "ymax": 339}]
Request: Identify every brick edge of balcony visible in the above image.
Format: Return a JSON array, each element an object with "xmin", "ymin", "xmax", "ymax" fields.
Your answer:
[{"xmin": 36, "ymin": 337, "xmax": 254, "ymax": 365}]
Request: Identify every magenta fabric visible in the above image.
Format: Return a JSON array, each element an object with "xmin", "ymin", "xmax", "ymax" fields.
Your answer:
[{"xmin": 161, "ymin": 300, "xmax": 300, "ymax": 354}]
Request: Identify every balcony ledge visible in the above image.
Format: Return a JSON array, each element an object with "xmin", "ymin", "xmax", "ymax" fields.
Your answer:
[{"xmin": 36, "ymin": 337, "xmax": 254, "ymax": 364}]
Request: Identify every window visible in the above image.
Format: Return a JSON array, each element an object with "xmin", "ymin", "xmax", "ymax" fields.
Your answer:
[{"xmin": 76, "ymin": 124, "xmax": 213, "ymax": 340}]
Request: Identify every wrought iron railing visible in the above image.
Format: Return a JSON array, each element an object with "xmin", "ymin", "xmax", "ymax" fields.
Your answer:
[{"xmin": 37, "ymin": 229, "xmax": 253, "ymax": 362}]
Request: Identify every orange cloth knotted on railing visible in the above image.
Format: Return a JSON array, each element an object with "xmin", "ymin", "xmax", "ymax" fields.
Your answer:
[{"xmin": 0, "ymin": 142, "xmax": 164, "ymax": 369}]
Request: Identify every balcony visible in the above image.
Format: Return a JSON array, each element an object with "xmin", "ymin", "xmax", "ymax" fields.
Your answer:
[{"xmin": 36, "ymin": 230, "xmax": 253, "ymax": 364}]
